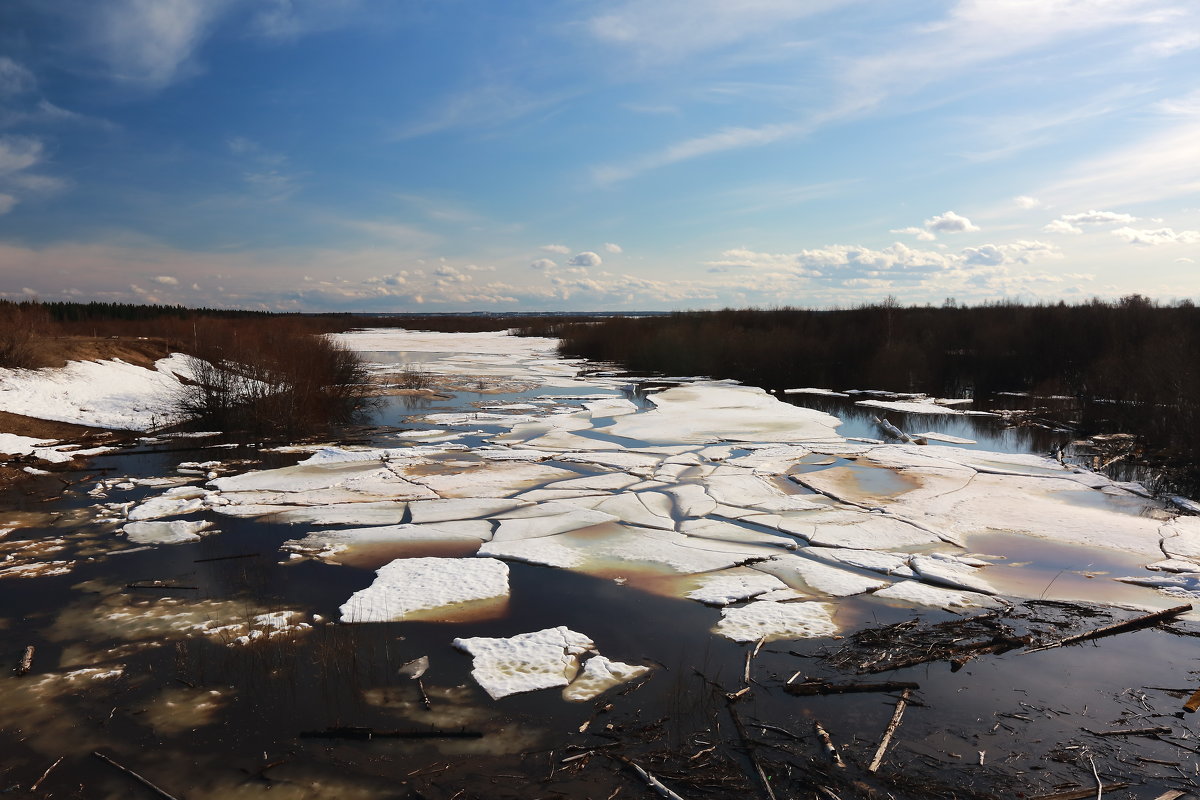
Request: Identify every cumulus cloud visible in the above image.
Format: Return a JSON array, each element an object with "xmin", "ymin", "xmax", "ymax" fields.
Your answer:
[
  {"xmin": 603, "ymin": 242, "xmax": 623, "ymax": 254},
  {"xmin": 0, "ymin": 193, "xmax": 16, "ymax": 215},
  {"xmin": 1014, "ymin": 195, "xmax": 1041, "ymax": 209},
  {"xmin": 1043, "ymin": 219, "xmax": 1082, "ymax": 235},
  {"xmin": 924, "ymin": 211, "xmax": 979, "ymax": 233},
  {"xmin": 152, "ymin": 275, "xmax": 179, "ymax": 285},
  {"xmin": 961, "ymin": 240, "xmax": 1060, "ymax": 267},
  {"xmin": 541, "ymin": 244, "xmax": 570, "ymax": 254},
  {"xmin": 890, "ymin": 226, "xmax": 937, "ymax": 242},
  {"xmin": 530, "ymin": 258, "xmax": 557, "ymax": 271},
  {"xmin": 1111, "ymin": 227, "xmax": 1200, "ymax": 246},
  {"xmin": 568, "ymin": 251, "xmax": 603, "ymax": 267}
]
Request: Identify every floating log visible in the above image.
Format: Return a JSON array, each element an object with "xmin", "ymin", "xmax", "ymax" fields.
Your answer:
[
  {"xmin": 1025, "ymin": 604, "xmax": 1192, "ymax": 653},
  {"xmin": 92, "ymin": 752, "xmax": 182, "ymax": 800},
  {"xmin": 786, "ymin": 680, "xmax": 918, "ymax": 697},
  {"xmin": 813, "ymin": 721, "xmax": 845, "ymax": 768},
  {"xmin": 299, "ymin": 726, "xmax": 482, "ymax": 740},
  {"xmin": 15, "ymin": 645, "xmax": 34, "ymax": 676},
  {"xmin": 867, "ymin": 688, "xmax": 913, "ymax": 772},
  {"xmin": 1184, "ymin": 688, "xmax": 1200, "ymax": 713},
  {"xmin": 1084, "ymin": 725, "xmax": 1172, "ymax": 737}
]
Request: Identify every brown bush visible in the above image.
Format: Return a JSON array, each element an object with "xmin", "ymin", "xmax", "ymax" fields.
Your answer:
[{"xmin": 0, "ymin": 302, "xmax": 53, "ymax": 369}]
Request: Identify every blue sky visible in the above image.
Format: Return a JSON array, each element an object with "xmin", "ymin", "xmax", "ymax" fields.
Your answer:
[{"xmin": 1, "ymin": 0, "xmax": 1198, "ymax": 311}]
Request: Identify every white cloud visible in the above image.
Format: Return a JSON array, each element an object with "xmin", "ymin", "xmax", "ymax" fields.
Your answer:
[
  {"xmin": 0, "ymin": 58, "xmax": 36, "ymax": 97},
  {"xmin": 541, "ymin": 244, "xmax": 570, "ymax": 254},
  {"xmin": 890, "ymin": 226, "xmax": 937, "ymax": 241},
  {"xmin": 0, "ymin": 136, "xmax": 44, "ymax": 175},
  {"xmin": 924, "ymin": 211, "xmax": 979, "ymax": 233},
  {"xmin": 76, "ymin": 0, "xmax": 238, "ymax": 89},
  {"xmin": 1015, "ymin": 195, "xmax": 1041, "ymax": 209},
  {"xmin": 151, "ymin": 275, "xmax": 179, "ymax": 285},
  {"xmin": 961, "ymin": 240, "xmax": 1060, "ymax": 266},
  {"xmin": 530, "ymin": 258, "xmax": 557, "ymax": 271},
  {"xmin": 1111, "ymin": 227, "xmax": 1200, "ymax": 246},
  {"xmin": 603, "ymin": 242, "xmax": 623, "ymax": 254},
  {"xmin": 587, "ymin": 0, "xmax": 852, "ymax": 64},
  {"xmin": 0, "ymin": 194, "xmax": 16, "ymax": 215},
  {"xmin": 1060, "ymin": 209, "xmax": 1138, "ymax": 225},
  {"xmin": 1043, "ymin": 219, "xmax": 1082, "ymax": 235},
  {"xmin": 248, "ymin": 0, "xmax": 365, "ymax": 40},
  {"xmin": 568, "ymin": 251, "xmax": 603, "ymax": 267}
]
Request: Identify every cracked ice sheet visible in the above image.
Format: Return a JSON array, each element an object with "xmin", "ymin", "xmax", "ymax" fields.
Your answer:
[
  {"xmin": 340, "ymin": 557, "xmax": 509, "ymax": 623},
  {"xmin": 563, "ymin": 656, "xmax": 651, "ymax": 701},
  {"xmin": 600, "ymin": 383, "xmax": 843, "ymax": 445},
  {"xmin": 714, "ymin": 600, "xmax": 838, "ymax": 642},
  {"xmin": 682, "ymin": 568, "xmax": 790, "ymax": 605},
  {"xmin": 453, "ymin": 626, "xmax": 595, "ymax": 699},
  {"xmin": 212, "ymin": 460, "xmax": 437, "ymax": 503},
  {"xmin": 478, "ymin": 522, "xmax": 774, "ymax": 576},
  {"xmin": 401, "ymin": 461, "xmax": 582, "ymax": 498},
  {"xmin": 753, "ymin": 554, "xmax": 889, "ymax": 597}
]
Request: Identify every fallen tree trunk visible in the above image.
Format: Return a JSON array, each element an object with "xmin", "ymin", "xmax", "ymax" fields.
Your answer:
[{"xmin": 1025, "ymin": 604, "xmax": 1191, "ymax": 653}]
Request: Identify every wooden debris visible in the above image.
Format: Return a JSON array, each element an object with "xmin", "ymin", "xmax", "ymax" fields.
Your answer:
[
  {"xmin": 92, "ymin": 751, "xmax": 182, "ymax": 800},
  {"xmin": 813, "ymin": 720, "xmax": 845, "ymax": 768},
  {"xmin": 29, "ymin": 756, "xmax": 63, "ymax": 792},
  {"xmin": 1025, "ymin": 604, "xmax": 1191, "ymax": 653},
  {"xmin": 124, "ymin": 582, "xmax": 199, "ymax": 592},
  {"xmin": 867, "ymin": 688, "xmax": 913, "ymax": 773},
  {"xmin": 727, "ymin": 704, "xmax": 778, "ymax": 800},
  {"xmin": 15, "ymin": 644, "xmax": 34, "ymax": 676},
  {"xmin": 1029, "ymin": 785, "xmax": 1129, "ymax": 800},
  {"xmin": 1084, "ymin": 725, "xmax": 1172, "ymax": 737},
  {"xmin": 299, "ymin": 726, "xmax": 482, "ymax": 740},
  {"xmin": 193, "ymin": 552, "xmax": 260, "ymax": 563},
  {"xmin": 1183, "ymin": 688, "xmax": 1200, "ymax": 713},
  {"xmin": 1150, "ymin": 790, "xmax": 1187, "ymax": 800},
  {"xmin": 610, "ymin": 754, "xmax": 689, "ymax": 800},
  {"xmin": 786, "ymin": 679, "xmax": 918, "ymax": 697}
]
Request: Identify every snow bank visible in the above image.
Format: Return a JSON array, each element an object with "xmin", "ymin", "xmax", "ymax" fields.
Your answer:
[{"xmin": 0, "ymin": 354, "xmax": 194, "ymax": 430}]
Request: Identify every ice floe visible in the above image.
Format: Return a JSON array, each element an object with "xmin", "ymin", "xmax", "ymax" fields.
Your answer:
[
  {"xmin": 714, "ymin": 600, "xmax": 838, "ymax": 642},
  {"xmin": 683, "ymin": 568, "xmax": 789, "ymax": 605},
  {"xmin": 340, "ymin": 557, "xmax": 510, "ymax": 622},
  {"xmin": 122, "ymin": 519, "xmax": 214, "ymax": 545},
  {"xmin": 873, "ymin": 580, "xmax": 1005, "ymax": 611},
  {"xmin": 562, "ymin": 656, "xmax": 651, "ymax": 701},
  {"xmin": 453, "ymin": 626, "xmax": 595, "ymax": 699},
  {"xmin": 753, "ymin": 554, "xmax": 889, "ymax": 597}
]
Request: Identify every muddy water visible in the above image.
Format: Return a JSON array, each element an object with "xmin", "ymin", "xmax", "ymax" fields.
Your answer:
[{"xmin": 3, "ymin": 366, "xmax": 1200, "ymax": 798}]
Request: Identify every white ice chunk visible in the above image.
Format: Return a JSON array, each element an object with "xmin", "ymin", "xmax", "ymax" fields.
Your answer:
[
  {"xmin": 663, "ymin": 484, "xmax": 717, "ymax": 518},
  {"xmin": 583, "ymin": 398, "xmax": 640, "ymax": 417},
  {"xmin": 783, "ymin": 387, "xmax": 848, "ymax": 397},
  {"xmin": 406, "ymin": 462, "xmax": 580, "ymax": 499},
  {"xmin": 590, "ymin": 493, "xmax": 675, "ymax": 530},
  {"xmin": 754, "ymin": 554, "xmax": 888, "ymax": 597},
  {"xmin": 915, "ymin": 432, "xmax": 977, "ymax": 445},
  {"xmin": 805, "ymin": 547, "xmax": 916, "ymax": 577},
  {"xmin": 601, "ymin": 383, "xmax": 843, "ymax": 445},
  {"xmin": 408, "ymin": 498, "xmax": 530, "ymax": 523},
  {"xmin": 127, "ymin": 487, "xmax": 210, "ymax": 521},
  {"xmin": 909, "ymin": 554, "xmax": 996, "ymax": 594},
  {"xmin": 543, "ymin": 472, "xmax": 642, "ymax": 492},
  {"xmin": 1161, "ymin": 517, "xmax": 1200, "ymax": 560},
  {"xmin": 479, "ymin": 523, "xmax": 765, "ymax": 573},
  {"xmin": 340, "ymin": 557, "xmax": 509, "ymax": 622},
  {"xmin": 493, "ymin": 509, "xmax": 617, "ymax": 541},
  {"xmin": 286, "ymin": 520, "xmax": 494, "ymax": 558},
  {"xmin": 684, "ymin": 569, "xmax": 789, "ymax": 605},
  {"xmin": 453, "ymin": 626, "xmax": 595, "ymax": 699},
  {"xmin": 714, "ymin": 600, "xmax": 837, "ymax": 642},
  {"xmin": 679, "ymin": 518, "xmax": 800, "ymax": 549},
  {"xmin": 873, "ymin": 580, "xmax": 1004, "ymax": 610},
  {"xmin": 857, "ymin": 399, "xmax": 964, "ymax": 415},
  {"xmin": 122, "ymin": 519, "xmax": 214, "ymax": 545},
  {"xmin": 563, "ymin": 656, "xmax": 650, "ymax": 702},
  {"xmin": 267, "ymin": 502, "xmax": 409, "ymax": 526}
]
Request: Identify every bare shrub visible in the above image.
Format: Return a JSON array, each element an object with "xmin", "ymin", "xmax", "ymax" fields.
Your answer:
[
  {"xmin": 0, "ymin": 302, "xmax": 51, "ymax": 369},
  {"xmin": 178, "ymin": 319, "xmax": 370, "ymax": 434},
  {"xmin": 397, "ymin": 366, "xmax": 434, "ymax": 390}
]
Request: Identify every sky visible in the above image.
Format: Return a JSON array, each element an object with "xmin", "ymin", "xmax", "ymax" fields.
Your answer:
[{"xmin": 0, "ymin": 0, "xmax": 1198, "ymax": 312}]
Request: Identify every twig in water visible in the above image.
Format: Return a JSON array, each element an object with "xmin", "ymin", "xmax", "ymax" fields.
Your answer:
[
  {"xmin": 92, "ymin": 751, "xmax": 181, "ymax": 800},
  {"xmin": 610, "ymin": 754, "xmax": 689, "ymax": 800},
  {"xmin": 813, "ymin": 721, "xmax": 845, "ymax": 769},
  {"xmin": 30, "ymin": 756, "xmax": 63, "ymax": 792}
]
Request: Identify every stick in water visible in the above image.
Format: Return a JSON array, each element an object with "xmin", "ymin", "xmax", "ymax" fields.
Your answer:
[{"xmin": 867, "ymin": 688, "xmax": 913, "ymax": 772}]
